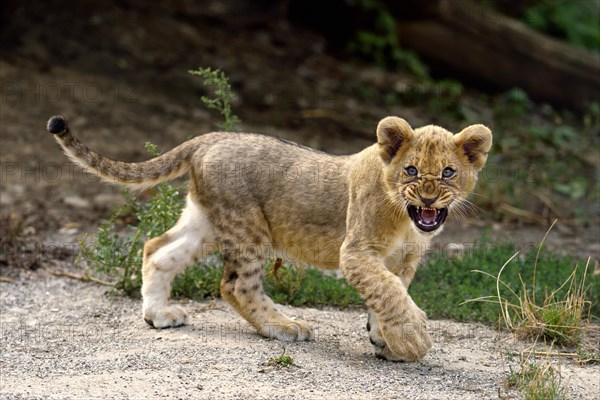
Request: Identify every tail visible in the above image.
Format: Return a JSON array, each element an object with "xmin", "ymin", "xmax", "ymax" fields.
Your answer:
[{"xmin": 47, "ymin": 115, "xmax": 202, "ymax": 190}]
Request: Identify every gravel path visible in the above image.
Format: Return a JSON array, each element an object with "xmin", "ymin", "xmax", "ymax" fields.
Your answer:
[{"xmin": 1, "ymin": 270, "xmax": 598, "ymax": 400}]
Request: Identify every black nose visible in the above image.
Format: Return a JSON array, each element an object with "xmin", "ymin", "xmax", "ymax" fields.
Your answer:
[{"xmin": 419, "ymin": 195, "xmax": 438, "ymax": 207}]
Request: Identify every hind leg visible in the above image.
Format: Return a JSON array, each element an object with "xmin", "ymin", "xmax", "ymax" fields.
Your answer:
[
  {"xmin": 221, "ymin": 256, "xmax": 313, "ymax": 341},
  {"xmin": 142, "ymin": 196, "xmax": 214, "ymax": 328},
  {"xmin": 215, "ymin": 209, "xmax": 313, "ymax": 341}
]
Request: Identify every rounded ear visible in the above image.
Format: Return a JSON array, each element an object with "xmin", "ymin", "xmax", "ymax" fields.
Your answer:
[
  {"xmin": 454, "ymin": 124, "xmax": 493, "ymax": 170},
  {"xmin": 376, "ymin": 116, "xmax": 414, "ymax": 162}
]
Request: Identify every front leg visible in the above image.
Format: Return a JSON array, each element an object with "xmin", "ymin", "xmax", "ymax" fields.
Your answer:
[
  {"xmin": 366, "ymin": 251, "xmax": 424, "ymax": 360},
  {"xmin": 341, "ymin": 246, "xmax": 432, "ymax": 361}
]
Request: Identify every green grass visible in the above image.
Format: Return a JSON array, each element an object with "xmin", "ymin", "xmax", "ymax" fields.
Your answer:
[
  {"xmin": 410, "ymin": 234, "xmax": 599, "ymax": 325},
  {"xmin": 268, "ymin": 348, "xmax": 296, "ymax": 368},
  {"xmin": 505, "ymin": 354, "xmax": 568, "ymax": 400},
  {"xmin": 264, "ymin": 262, "xmax": 363, "ymax": 307},
  {"xmin": 171, "ymin": 258, "xmax": 223, "ymax": 300},
  {"xmin": 576, "ymin": 348, "xmax": 600, "ymax": 364}
]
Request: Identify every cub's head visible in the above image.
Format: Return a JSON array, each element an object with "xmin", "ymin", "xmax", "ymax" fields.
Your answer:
[{"xmin": 377, "ymin": 116, "xmax": 492, "ymax": 234}]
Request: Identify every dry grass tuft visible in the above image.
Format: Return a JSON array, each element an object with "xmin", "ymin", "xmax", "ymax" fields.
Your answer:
[{"xmin": 465, "ymin": 220, "xmax": 594, "ymax": 346}]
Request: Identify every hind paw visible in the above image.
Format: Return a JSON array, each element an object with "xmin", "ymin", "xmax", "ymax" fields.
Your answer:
[
  {"xmin": 259, "ymin": 319, "xmax": 314, "ymax": 341},
  {"xmin": 143, "ymin": 305, "xmax": 188, "ymax": 328}
]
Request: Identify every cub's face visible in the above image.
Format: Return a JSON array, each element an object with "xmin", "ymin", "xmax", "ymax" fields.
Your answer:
[{"xmin": 377, "ymin": 117, "xmax": 492, "ymax": 233}]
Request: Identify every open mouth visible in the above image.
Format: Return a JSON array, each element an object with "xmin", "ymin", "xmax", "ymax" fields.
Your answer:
[{"xmin": 407, "ymin": 206, "xmax": 448, "ymax": 232}]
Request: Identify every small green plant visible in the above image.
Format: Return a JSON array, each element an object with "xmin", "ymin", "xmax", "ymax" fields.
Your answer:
[
  {"xmin": 268, "ymin": 348, "xmax": 296, "ymax": 368},
  {"xmin": 188, "ymin": 67, "xmax": 240, "ymax": 130},
  {"xmin": 505, "ymin": 353, "xmax": 568, "ymax": 400}
]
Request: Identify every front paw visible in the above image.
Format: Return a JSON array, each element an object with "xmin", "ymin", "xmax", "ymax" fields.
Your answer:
[
  {"xmin": 367, "ymin": 310, "xmax": 410, "ymax": 362},
  {"xmin": 143, "ymin": 305, "xmax": 188, "ymax": 329},
  {"xmin": 380, "ymin": 303, "xmax": 432, "ymax": 361},
  {"xmin": 369, "ymin": 330, "xmax": 406, "ymax": 362}
]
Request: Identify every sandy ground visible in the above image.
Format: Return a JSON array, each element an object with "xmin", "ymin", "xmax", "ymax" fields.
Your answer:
[{"xmin": 1, "ymin": 269, "xmax": 598, "ymax": 400}]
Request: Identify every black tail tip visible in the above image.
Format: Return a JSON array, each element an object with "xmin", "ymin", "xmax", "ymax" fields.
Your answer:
[{"xmin": 47, "ymin": 115, "xmax": 69, "ymax": 135}]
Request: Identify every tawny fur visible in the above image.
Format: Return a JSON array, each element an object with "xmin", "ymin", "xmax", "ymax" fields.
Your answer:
[{"xmin": 48, "ymin": 115, "xmax": 492, "ymax": 361}]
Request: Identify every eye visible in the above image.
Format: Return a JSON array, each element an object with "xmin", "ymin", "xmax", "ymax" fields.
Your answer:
[
  {"xmin": 405, "ymin": 166, "xmax": 418, "ymax": 177},
  {"xmin": 442, "ymin": 167, "xmax": 455, "ymax": 179}
]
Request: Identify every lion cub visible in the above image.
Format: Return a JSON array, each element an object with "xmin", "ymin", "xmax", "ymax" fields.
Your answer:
[{"xmin": 47, "ymin": 115, "xmax": 491, "ymax": 361}]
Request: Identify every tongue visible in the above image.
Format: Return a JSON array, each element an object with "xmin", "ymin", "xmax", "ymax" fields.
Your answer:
[{"xmin": 420, "ymin": 208, "xmax": 437, "ymax": 225}]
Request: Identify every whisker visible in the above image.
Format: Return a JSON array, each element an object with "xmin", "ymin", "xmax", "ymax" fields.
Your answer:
[
  {"xmin": 461, "ymin": 199, "xmax": 486, "ymax": 216},
  {"xmin": 449, "ymin": 202, "xmax": 468, "ymax": 222},
  {"xmin": 456, "ymin": 201, "xmax": 481, "ymax": 220},
  {"xmin": 456, "ymin": 190, "xmax": 491, "ymax": 200}
]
